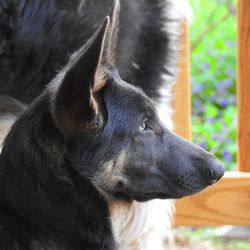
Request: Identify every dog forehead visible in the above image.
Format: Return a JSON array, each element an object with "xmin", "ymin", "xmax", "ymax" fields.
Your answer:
[{"xmin": 105, "ymin": 78, "xmax": 154, "ymax": 112}]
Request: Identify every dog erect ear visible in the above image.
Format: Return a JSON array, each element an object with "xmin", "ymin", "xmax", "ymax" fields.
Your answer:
[
  {"xmin": 105, "ymin": 0, "xmax": 120, "ymax": 65},
  {"xmin": 51, "ymin": 17, "xmax": 111, "ymax": 136}
]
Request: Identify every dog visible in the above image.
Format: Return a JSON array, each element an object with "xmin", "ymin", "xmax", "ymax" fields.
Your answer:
[{"xmin": 0, "ymin": 0, "xmax": 224, "ymax": 249}]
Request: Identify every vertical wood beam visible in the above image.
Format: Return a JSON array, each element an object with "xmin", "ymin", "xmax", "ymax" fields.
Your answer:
[
  {"xmin": 238, "ymin": 0, "xmax": 250, "ymax": 172},
  {"xmin": 172, "ymin": 22, "xmax": 192, "ymax": 140}
]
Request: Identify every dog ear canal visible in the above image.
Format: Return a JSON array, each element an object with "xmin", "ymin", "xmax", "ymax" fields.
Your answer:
[{"xmin": 52, "ymin": 17, "xmax": 111, "ymax": 136}]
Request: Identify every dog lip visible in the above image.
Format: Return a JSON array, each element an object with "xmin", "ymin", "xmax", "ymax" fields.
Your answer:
[
  {"xmin": 116, "ymin": 183, "xmax": 201, "ymax": 201},
  {"xmin": 210, "ymin": 174, "xmax": 223, "ymax": 184}
]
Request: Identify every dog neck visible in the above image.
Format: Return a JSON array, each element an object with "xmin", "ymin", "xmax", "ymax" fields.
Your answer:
[
  {"xmin": 0, "ymin": 101, "xmax": 117, "ymax": 249},
  {"xmin": 109, "ymin": 200, "xmax": 133, "ymax": 243}
]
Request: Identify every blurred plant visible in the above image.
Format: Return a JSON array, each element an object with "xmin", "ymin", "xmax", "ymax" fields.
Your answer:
[{"xmin": 190, "ymin": 0, "xmax": 237, "ymax": 170}]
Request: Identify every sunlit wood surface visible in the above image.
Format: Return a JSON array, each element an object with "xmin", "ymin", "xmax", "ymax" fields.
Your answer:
[{"xmin": 174, "ymin": 172, "xmax": 250, "ymax": 226}]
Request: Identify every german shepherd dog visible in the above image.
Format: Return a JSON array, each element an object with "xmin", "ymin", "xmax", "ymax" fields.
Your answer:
[{"xmin": 0, "ymin": 0, "xmax": 224, "ymax": 249}]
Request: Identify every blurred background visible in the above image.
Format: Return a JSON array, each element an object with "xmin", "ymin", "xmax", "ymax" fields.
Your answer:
[
  {"xmin": 190, "ymin": 0, "xmax": 237, "ymax": 172},
  {"xmin": 173, "ymin": 0, "xmax": 250, "ymax": 249}
]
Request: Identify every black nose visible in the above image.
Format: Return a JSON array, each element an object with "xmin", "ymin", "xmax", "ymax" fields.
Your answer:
[{"xmin": 208, "ymin": 158, "xmax": 224, "ymax": 184}]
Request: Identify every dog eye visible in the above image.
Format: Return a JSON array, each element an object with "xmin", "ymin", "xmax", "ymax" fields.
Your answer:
[
  {"xmin": 139, "ymin": 119, "xmax": 149, "ymax": 131},
  {"xmin": 139, "ymin": 122, "xmax": 147, "ymax": 131}
]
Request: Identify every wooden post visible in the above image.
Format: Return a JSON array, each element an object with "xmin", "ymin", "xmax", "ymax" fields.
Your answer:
[
  {"xmin": 238, "ymin": 0, "xmax": 250, "ymax": 172},
  {"xmin": 174, "ymin": 0, "xmax": 250, "ymax": 227},
  {"xmin": 172, "ymin": 22, "xmax": 192, "ymax": 140}
]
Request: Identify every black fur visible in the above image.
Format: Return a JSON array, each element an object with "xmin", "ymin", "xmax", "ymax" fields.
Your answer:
[
  {"xmin": 0, "ymin": 1, "xmax": 224, "ymax": 249},
  {"xmin": 0, "ymin": 0, "xmax": 177, "ymax": 104},
  {"xmin": 0, "ymin": 96, "xmax": 115, "ymax": 250}
]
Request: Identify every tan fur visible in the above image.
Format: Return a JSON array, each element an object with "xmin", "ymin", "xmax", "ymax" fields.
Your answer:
[
  {"xmin": 93, "ymin": 16, "xmax": 110, "ymax": 94},
  {"xmin": 109, "ymin": 201, "xmax": 133, "ymax": 243},
  {"xmin": 108, "ymin": 0, "xmax": 120, "ymax": 64},
  {"xmin": 92, "ymin": 150, "xmax": 128, "ymax": 197},
  {"xmin": 93, "ymin": 66, "xmax": 108, "ymax": 94}
]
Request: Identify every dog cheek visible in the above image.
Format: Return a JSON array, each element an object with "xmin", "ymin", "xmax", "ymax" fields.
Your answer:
[{"xmin": 91, "ymin": 150, "xmax": 128, "ymax": 198}]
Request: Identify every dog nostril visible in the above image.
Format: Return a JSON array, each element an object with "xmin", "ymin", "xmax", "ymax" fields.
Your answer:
[
  {"xmin": 209, "ymin": 169, "xmax": 222, "ymax": 184},
  {"xmin": 208, "ymin": 159, "xmax": 225, "ymax": 184},
  {"xmin": 209, "ymin": 169, "xmax": 214, "ymax": 180}
]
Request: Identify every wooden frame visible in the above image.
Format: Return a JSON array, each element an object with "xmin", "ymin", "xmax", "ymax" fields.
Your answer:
[{"xmin": 173, "ymin": 0, "xmax": 250, "ymax": 226}]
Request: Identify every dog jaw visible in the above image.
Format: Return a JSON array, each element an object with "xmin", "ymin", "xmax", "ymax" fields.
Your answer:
[{"xmin": 91, "ymin": 150, "xmax": 129, "ymax": 200}]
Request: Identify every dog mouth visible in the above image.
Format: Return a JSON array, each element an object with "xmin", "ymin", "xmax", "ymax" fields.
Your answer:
[{"xmin": 111, "ymin": 174, "xmax": 215, "ymax": 202}]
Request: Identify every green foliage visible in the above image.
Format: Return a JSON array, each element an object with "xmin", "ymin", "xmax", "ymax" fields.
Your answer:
[{"xmin": 190, "ymin": 0, "xmax": 237, "ymax": 170}]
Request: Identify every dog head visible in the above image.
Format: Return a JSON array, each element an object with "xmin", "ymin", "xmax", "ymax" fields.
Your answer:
[
  {"xmin": 46, "ymin": 10, "xmax": 224, "ymax": 202},
  {"xmin": 1, "ymin": 7, "xmax": 224, "ymax": 206}
]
